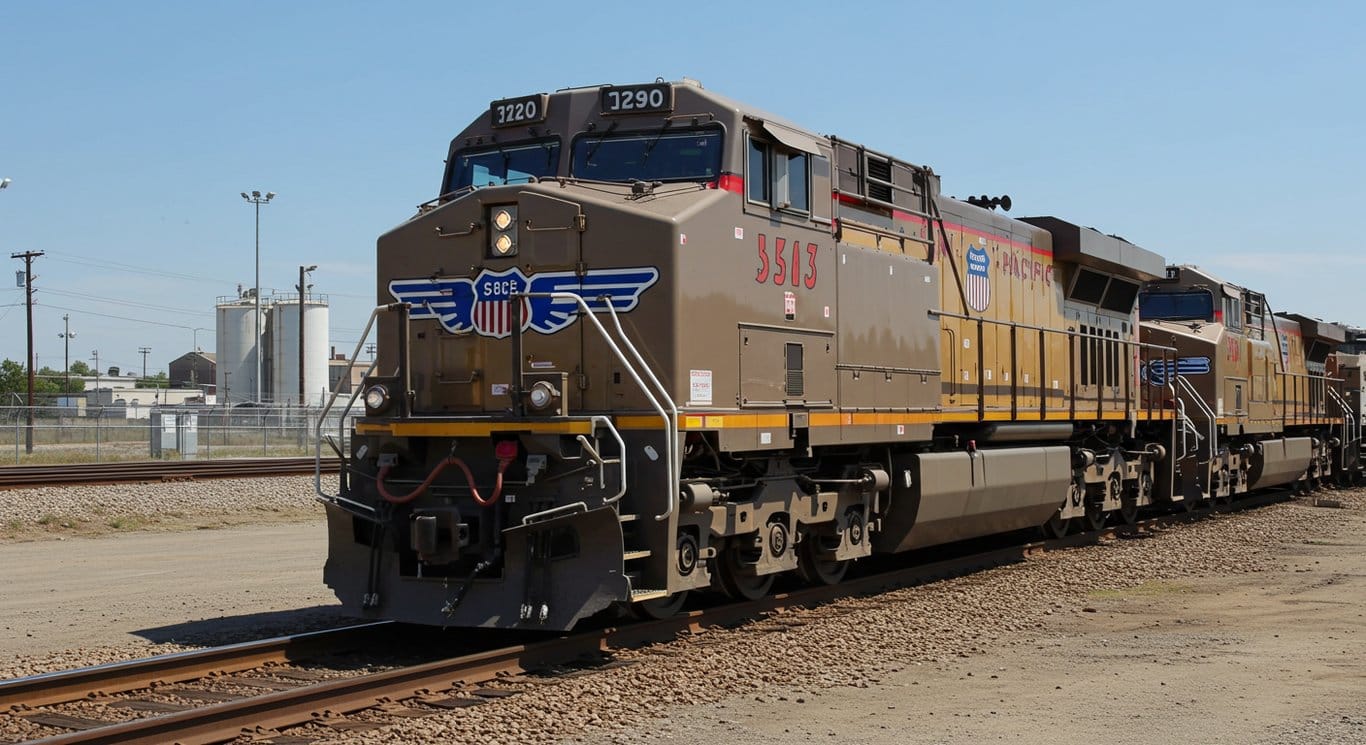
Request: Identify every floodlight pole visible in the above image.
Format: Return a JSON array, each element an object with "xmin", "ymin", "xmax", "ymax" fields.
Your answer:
[{"xmin": 241, "ymin": 190, "xmax": 276, "ymax": 403}]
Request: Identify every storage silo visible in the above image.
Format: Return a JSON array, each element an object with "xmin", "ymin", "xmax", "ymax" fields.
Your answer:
[
  {"xmin": 270, "ymin": 294, "xmax": 331, "ymax": 406},
  {"xmin": 215, "ymin": 291, "xmax": 264, "ymax": 404}
]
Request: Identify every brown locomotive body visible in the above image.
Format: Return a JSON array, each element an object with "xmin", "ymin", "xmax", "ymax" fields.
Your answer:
[{"xmin": 318, "ymin": 80, "xmax": 1355, "ymax": 629}]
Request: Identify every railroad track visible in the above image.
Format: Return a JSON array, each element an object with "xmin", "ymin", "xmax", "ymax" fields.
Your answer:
[
  {"xmin": 0, "ymin": 458, "xmax": 338, "ymax": 490},
  {"xmin": 0, "ymin": 490, "xmax": 1293, "ymax": 745}
]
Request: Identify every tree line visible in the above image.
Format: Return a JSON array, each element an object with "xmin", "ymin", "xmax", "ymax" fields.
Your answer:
[{"xmin": 0, "ymin": 359, "xmax": 169, "ymax": 403}]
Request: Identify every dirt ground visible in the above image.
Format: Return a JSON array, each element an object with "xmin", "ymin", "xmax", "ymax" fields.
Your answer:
[
  {"xmin": 0, "ymin": 522, "xmax": 339, "ymax": 661},
  {"xmin": 621, "ymin": 510, "xmax": 1366, "ymax": 745}
]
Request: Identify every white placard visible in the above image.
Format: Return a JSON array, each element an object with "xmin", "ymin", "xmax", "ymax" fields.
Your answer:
[{"xmin": 689, "ymin": 369, "xmax": 713, "ymax": 405}]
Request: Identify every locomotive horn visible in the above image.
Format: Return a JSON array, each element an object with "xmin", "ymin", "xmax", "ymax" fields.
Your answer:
[{"xmin": 995, "ymin": 194, "xmax": 1012, "ymax": 212}]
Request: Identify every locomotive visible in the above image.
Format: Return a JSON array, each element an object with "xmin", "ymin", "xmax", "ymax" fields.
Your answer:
[{"xmin": 316, "ymin": 79, "xmax": 1359, "ymax": 630}]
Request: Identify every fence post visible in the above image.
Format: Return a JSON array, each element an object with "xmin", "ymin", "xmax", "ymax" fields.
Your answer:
[
  {"xmin": 261, "ymin": 410, "xmax": 267, "ymax": 456},
  {"xmin": 95, "ymin": 408, "xmax": 102, "ymax": 462},
  {"xmin": 12, "ymin": 410, "xmax": 18, "ymax": 465}
]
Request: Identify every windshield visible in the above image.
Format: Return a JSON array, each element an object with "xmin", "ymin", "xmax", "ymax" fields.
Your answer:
[
  {"xmin": 1139, "ymin": 290, "xmax": 1215, "ymax": 322},
  {"xmin": 446, "ymin": 141, "xmax": 560, "ymax": 192},
  {"xmin": 571, "ymin": 128, "xmax": 723, "ymax": 183}
]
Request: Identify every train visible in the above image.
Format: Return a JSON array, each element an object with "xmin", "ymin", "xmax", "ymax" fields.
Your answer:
[{"xmin": 314, "ymin": 78, "xmax": 1364, "ymax": 630}]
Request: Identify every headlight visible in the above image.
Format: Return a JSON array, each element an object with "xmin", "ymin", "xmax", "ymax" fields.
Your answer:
[
  {"xmin": 527, "ymin": 380, "xmax": 557, "ymax": 411},
  {"xmin": 364, "ymin": 384, "xmax": 391, "ymax": 412},
  {"xmin": 487, "ymin": 205, "xmax": 517, "ymax": 258}
]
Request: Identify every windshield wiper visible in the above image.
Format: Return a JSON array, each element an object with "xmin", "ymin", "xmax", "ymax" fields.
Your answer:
[
  {"xmin": 640, "ymin": 120, "xmax": 673, "ymax": 164},
  {"xmin": 582, "ymin": 120, "xmax": 619, "ymax": 164}
]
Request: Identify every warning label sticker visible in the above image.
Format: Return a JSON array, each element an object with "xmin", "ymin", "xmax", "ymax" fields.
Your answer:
[{"xmin": 689, "ymin": 369, "xmax": 713, "ymax": 405}]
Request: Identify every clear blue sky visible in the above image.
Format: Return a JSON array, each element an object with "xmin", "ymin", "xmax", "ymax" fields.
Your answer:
[{"xmin": 2, "ymin": 1, "xmax": 1362, "ymax": 375}]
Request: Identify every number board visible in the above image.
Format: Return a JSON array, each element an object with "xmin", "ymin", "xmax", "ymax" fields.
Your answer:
[
  {"xmin": 600, "ymin": 84, "xmax": 674, "ymax": 115},
  {"xmin": 490, "ymin": 94, "xmax": 548, "ymax": 128}
]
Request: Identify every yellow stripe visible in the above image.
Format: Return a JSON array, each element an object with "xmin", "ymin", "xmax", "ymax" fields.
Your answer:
[
  {"xmin": 358, "ymin": 406, "xmax": 1185, "ymax": 438},
  {"xmin": 356, "ymin": 420, "xmax": 594, "ymax": 437}
]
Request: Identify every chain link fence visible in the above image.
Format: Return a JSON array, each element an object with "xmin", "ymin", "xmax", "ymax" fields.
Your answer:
[{"xmin": 0, "ymin": 405, "xmax": 358, "ymax": 465}]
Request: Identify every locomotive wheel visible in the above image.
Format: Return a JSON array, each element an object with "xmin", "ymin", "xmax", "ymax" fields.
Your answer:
[
  {"xmin": 1082, "ymin": 501, "xmax": 1107, "ymax": 532},
  {"xmin": 1181, "ymin": 494, "xmax": 1205, "ymax": 512},
  {"xmin": 796, "ymin": 533, "xmax": 849, "ymax": 586},
  {"xmin": 1042, "ymin": 510, "xmax": 1070, "ymax": 539},
  {"xmin": 713, "ymin": 540, "xmax": 776, "ymax": 601},
  {"xmin": 1117, "ymin": 496, "xmax": 1139, "ymax": 526},
  {"xmin": 632, "ymin": 590, "xmax": 689, "ymax": 620}
]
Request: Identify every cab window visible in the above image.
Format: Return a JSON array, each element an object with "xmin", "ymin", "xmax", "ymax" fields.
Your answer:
[
  {"xmin": 446, "ymin": 140, "xmax": 560, "ymax": 192},
  {"xmin": 570, "ymin": 127, "xmax": 723, "ymax": 184},
  {"xmin": 747, "ymin": 136, "xmax": 810, "ymax": 214}
]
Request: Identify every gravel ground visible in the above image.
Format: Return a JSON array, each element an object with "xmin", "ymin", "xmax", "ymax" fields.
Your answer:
[
  {"xmin": 0, "ymin": 478, "xmax": 1359, "ymax": 745},
  {"xmin": 280, "ymin": 489, "xmax": 1362, "ymax": 745},
  {"xmin": 0, "ymin": 474, "xmax": 322, "ymax": 541}
]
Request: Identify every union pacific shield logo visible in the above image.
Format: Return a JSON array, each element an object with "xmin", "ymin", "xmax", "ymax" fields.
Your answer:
[
  {"xmin": 388, "ymin": 266, "xmax": 660, "ymax": 339},
  {"xmin": 965, "ymin": 246, "xmax": 991, "ymax": 312},
  {"xmin": 469, "ymin": 269, "xmax": 532, "ymax": 338}
]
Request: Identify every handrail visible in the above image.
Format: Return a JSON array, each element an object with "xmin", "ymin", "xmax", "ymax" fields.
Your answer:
[
  {"xmin": 602, "ymin": 301, "xmax": 679, "ymax": 522},
  {"xmin": 1326, "ymin": 386, "xmax": 1356, "ymax": 471},
  {"xmin": 313, "ymin": 304, "xmax": 389, "ymax": 516},
  {"xmin": 583, "ymin": 414, "xmax": 627, "ymax": 506},
  {"xmin": 519, "ymin": 291, "xmax": 676, "ymax": 522},
  {"xmin": 1174, "ymin": 374, "xmax": 1216, "ymax": 460}
]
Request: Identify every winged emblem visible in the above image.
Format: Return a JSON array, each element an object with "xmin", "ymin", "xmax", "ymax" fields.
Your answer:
[{"xmin": 388, "ymin": 266, "xmax": 659, "ymax": 339}]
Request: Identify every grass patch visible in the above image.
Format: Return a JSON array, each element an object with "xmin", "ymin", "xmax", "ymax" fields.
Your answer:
[
  {"xmin": 1089, "ymin": 580, "xmax": 1196, "ymax": 599},
  {"xmin": 107, "ymin": 516, "xmax": 143, "ymax": 531}
]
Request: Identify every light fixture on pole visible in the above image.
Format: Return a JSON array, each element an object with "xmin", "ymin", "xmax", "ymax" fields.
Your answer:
[
  {"xmin": 91, "ymin": 350, "xmax": 101, "ymax": 404},
  {"xmin": 0, "ymin": 178, "xmax": 11, "ymax": 190},
  {"xmin": 240, "ymin": 189, "xmax": 276, "ymax": 403},
  {"xmin": 297, "ymin": 264, "xmax": 317, "ymax": 405},
  {"xmin": 59, "ymin": 315, "xmax": 76, "ymax": 394}
]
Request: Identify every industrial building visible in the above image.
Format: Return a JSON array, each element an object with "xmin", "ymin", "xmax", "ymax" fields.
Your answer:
[{"xmin": 214, "ymin": 288, "xmax": 330, "ymax": 405}]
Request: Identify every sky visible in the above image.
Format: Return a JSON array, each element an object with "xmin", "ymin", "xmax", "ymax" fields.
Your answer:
[{"xmin": 2, "ymin": 1, "xmax": 1363, "ymax": 377}]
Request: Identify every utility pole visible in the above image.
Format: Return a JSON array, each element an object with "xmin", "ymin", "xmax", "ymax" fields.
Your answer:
[
  {"xmin": 138, "ymin": 346, "xmax": 151, "ymax": 379},
  {"xmin": 297, "ymin": 265, "xmax": 316, "ymax": 406},
  {"xmin": 12, "ymin": 250, "xmax": 43, "ymax": 454}
]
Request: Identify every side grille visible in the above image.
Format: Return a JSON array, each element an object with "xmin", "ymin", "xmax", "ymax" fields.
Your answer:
[
  {"xmin": 867, "ymin": 157, "xmax": 893, "ymax": 203},
  {"xmin": 785, "ymin": 343, "xmax": 805, "ymax": 397}
]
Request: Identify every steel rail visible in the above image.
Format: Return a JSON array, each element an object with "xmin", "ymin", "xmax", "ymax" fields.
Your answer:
[
  {"xmin": 15, "ymin": 489, "xmax": 1294, "ymax": 745},
  {"xmin": 0, "ymin": 623, "xmax": 392, "ymax": 711},
  {"xmin": 0, "ymin": 458, "xmax": 339, "ymax": 490}
]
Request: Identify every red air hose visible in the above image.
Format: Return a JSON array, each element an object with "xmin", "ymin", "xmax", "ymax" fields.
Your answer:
[{"xmin": 377, "ymin": 448, "xmax": 516, "ymax": 506}]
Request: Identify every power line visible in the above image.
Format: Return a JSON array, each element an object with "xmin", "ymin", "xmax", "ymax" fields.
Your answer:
[
  {"xmin": 38, "ymin": 303, "xmax": 215, "ymax": 332},
  {"xmin": 39, "ymin": 288, "xmax": 215, "ymax": 318},
  {"xmin": 44, "ymin": 250, "xmax": 235, "ymax": 285}
]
